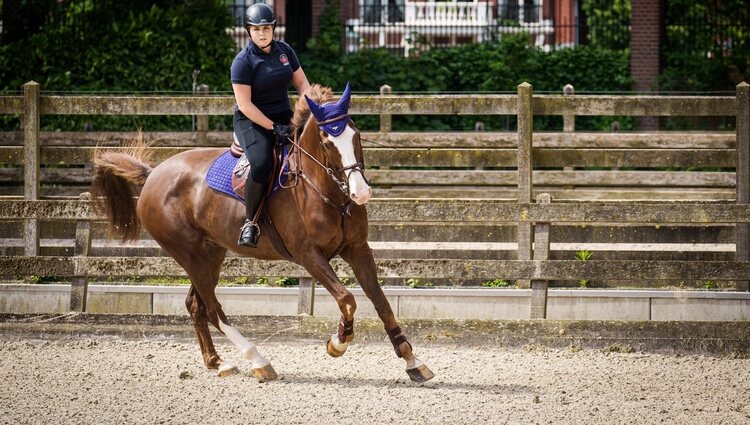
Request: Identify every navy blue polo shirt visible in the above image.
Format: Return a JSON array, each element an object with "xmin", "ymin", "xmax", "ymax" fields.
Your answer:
[{"xmin": 231, "ymin": 40, "xmax": 301, "ymax": 115}]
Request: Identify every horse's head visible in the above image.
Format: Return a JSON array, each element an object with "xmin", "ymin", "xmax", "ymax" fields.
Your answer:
[{"xmin": 303, "ymin": 82, "xmax": 371, "ymax": 205}]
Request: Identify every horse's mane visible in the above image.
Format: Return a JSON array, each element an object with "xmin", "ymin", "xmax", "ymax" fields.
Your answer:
[{"xmin": 291, "ymin": 84, "xmax": 335, "ymax": 132}]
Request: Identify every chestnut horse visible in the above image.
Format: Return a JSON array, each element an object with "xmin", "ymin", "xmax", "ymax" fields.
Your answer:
[{"xmin": 90, "ymin": 84, "xmax": 434, "ymax": 383}]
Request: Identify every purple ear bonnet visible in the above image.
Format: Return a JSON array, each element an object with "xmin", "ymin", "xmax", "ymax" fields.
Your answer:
[{"xmin": 305, "ymin": 82, "xmax": 351, "ymax": 136}]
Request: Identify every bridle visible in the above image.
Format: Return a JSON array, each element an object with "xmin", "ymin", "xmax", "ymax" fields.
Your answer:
[{"xmin": 279, "ymin": 117, "xmax": 367, "ymax": 216}]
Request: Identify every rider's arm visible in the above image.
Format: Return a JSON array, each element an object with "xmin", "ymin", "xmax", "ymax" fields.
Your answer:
[
  {"xmin": 292, "ymin": 67, "xmax": 311, "ymax": 97},
  {"xmin": 232, "ymin": 83, "xmax": 274, "ymax": 130}
]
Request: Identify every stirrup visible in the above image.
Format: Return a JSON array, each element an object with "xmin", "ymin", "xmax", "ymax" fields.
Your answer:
[{"xmin": 238, "ymin": 220, "xmax": 260, "ymax": 247}]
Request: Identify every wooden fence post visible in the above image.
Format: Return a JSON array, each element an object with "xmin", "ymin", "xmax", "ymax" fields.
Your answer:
[
  {"xmin": 379, "ymin": 84, "xmax": 392, "ymax": 133},
  {"xmin": 297, "ymin": 278, "xmax": 316, "ymax": 315},
  {"xmin": 562, "ymin": 84, "xmax": 575, "ymax": 175},
  {"xmin": 70, "ymin": 192, "xmax": 92, "ymax": 311},
  {"xmin": 531, "ymin": 193, "xmax": 551, "ymax": 319},
  {"xmin": 23, "ymin": 81, "xmax": 40, "ymax": 256},
  {"xmin": 736, "ymin": 82, "xmax": 749, "ymax": 291},
  {"xmin": 516, "ymin": 82, "xmax": 534, "ymax": 289},
  {"xmin": 196, "ymin": 84, "xmax": 209, "ymax": 133},
  {"xmin": 563, "ymin": 84, "xmax": 575, "ymax": 132}
]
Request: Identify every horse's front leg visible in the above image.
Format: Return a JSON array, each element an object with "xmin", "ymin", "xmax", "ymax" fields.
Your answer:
[
  {"xmin": 300, "ymin": 253, "xmax": 357, "ymax": 357},
  {"xmin": 340, "ymin": 242, "xmax": 435, "ymax": 382}
]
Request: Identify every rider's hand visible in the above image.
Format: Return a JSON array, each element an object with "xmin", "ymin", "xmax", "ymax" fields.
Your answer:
[{"xmin": 272, "ymin": 122, "xmax": 292, "ymax": 144}]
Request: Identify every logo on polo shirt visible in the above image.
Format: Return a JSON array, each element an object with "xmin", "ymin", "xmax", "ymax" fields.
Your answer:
[{"xmin": 279, "ymin": 53, "xmax": 289, "ymax": 66}]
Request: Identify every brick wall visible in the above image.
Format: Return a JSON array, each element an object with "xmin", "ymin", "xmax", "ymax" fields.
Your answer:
[{"xmin": 630, "ymin": 0, "xmax": 662, "ymax": 130}]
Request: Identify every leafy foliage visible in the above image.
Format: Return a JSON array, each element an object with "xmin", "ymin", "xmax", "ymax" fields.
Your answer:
[
  {"xmin": 580, "ymin": 0, "xmax": 631, "ymax": 51},
  {"xmin": 481, "ymin": 279, "xmax": 511, "ymax": 288},
  {"xmin": 406, "ymin": 278, "xmax": 432, "ymax": 288},
  {"xmin": 272, "ymin": 276, "xmax": 299, "ymax": 287},
  {"xmin": 298, "ymin": 0, "xmax": 342, "ymax": 81},
  {"xmin": 1, "ymin": 0, "xmax": 237, "ymax": 131},
  {"xmin": 575, "ymin": 250, "xmax": 592, "ymax": 288}
]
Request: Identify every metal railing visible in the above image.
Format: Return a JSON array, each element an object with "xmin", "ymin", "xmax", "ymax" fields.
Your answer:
[
  {"xmin": 348, "ymin": 2, "xmax": 508, "ymax": 55},
  {"xmin": 346, "ymin": 3, "xmax": 556, "ymax": 55}
]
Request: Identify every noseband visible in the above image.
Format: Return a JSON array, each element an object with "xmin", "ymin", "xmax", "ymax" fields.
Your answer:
[{"xmin": 281, "ymin": 120, "xmax": 366, "ymax": 216}]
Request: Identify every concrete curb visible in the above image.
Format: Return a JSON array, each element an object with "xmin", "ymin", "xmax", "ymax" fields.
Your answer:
[{"xmin": 2, "ymin": 284, "xmax": 749, "ymax": 321}]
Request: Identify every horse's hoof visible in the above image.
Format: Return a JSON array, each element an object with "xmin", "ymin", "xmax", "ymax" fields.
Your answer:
[
  {"xmin": 218, "ymin": 362, "xmax": 239, "ymax": 377},
  {"xmin": 251, "ymin": 364, "xmax": 278, "ymax": 382},
  {"xmin": 326, "ymin": 337, "xmax": 347, "ymax": 358},
  {"xmin": 406, "ymin": 364, "xmax": 435, "ymax": 383}
]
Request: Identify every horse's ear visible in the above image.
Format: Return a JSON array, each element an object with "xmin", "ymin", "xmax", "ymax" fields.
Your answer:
[
  {"xmin": 305, "ymin": 94, "xmax": 326, "ymax": 122},
  {"xmin": 337, "ymin": 82, "xmax": 352, "ymax": 111}
]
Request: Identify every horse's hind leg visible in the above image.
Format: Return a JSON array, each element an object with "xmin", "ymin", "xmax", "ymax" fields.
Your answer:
[
  {"xmin": 340, "ymin": 242, "xmax": 435, "ymax": 382},
  {"xmin": 185, "ymin": 254, "xmax": 276, "ymax": 381},
  {"xmin": 164, "ymin": 236, "xmax": 276, "ymax": 381},
  {"xmin": 185, "ymin": 285, "xmax": 238, "ymax": 377}
]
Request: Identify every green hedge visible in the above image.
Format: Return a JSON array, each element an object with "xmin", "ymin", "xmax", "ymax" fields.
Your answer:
[{"xmin": 1, "ymin": 0, "xmax": 238, "ymax": 131}]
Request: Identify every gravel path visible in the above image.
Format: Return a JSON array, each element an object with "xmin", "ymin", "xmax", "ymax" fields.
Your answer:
[{"xmin": 1, "ymin": 335, "xmax": 748, "ymax": 424}]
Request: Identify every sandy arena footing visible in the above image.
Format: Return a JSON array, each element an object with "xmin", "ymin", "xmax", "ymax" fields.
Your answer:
[{"xmin": 0, "ymin": 316, "xmax": 749, "ymax": 424}]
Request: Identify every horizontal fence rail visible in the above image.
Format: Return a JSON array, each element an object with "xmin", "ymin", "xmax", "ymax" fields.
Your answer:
[
  {"xmin": 0, "ymin": 131, "xmax": 736, "ymax": 149},
  {"xmin": 0, "ymin": 94, "xmax": 739, "ymax": 117},
  {"xmin": 0, "ymin": 199, "xmax": 748, "ymax": 224},
  {"xmin": 0, "ymin": 146, "xmax": 738, "ymax": 168},
  {"xmin": 1, "ymin": 81, "xmax": 748, "ymax": 320},
  {"xmin": 1, "ymin": 256, "xmax": 749, "ymax": 281}
]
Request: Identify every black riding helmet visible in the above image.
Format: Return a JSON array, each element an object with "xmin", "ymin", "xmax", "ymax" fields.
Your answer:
[{"xmin": 245, "ymin": 3, "xmax": 276, "ymax": 27}]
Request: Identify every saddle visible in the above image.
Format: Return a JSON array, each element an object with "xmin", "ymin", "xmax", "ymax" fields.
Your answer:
[{"xmin": 229, "ymin": 132, "xmax": 301, "ymax": 200}]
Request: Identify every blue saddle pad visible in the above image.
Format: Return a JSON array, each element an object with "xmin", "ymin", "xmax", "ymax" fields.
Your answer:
[{"xmin": 205, "ymin": 149, "xmax": 289, "ymax": 203}]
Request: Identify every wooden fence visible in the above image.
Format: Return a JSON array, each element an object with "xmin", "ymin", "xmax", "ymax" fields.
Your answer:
[{"xmin": 0, "ymin": 81, "xmax": 748, "ymax": 318}]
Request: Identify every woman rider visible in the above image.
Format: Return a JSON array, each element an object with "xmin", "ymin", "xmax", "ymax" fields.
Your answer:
[{"xmin": 231, "ymin": 3, "xmax": 310, "ymax": 247}]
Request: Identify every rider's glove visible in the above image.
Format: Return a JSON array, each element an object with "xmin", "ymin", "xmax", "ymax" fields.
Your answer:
[{"xmin": 272, "ymin": 122, "xmax": 292, "ymax": 144}]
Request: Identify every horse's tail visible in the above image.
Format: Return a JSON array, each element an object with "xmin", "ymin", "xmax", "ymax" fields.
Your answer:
[{"xmin": 90, "ymin": 136, "xmax": 154, "ymax": 241}]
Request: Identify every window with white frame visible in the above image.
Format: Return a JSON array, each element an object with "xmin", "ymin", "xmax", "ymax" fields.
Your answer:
[
  {"xmin": 362, "ymin": 0, "xmax": 406, "ymax": 24},
  {"xmin": 498, "ymin": 0, "xmax": 542, "ymax": 24}
]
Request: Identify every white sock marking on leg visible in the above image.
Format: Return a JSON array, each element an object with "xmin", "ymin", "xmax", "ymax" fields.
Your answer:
[
  {"xmin": 330, "ymin": 333, "xmax": 350, "ymax": 352},
  {"xmin": 218, "ymin": 362, "xmax": 237, "ymax": 376},
  {"xmin": 219, "ymin": 320, "xmax": 270, "ymax": 368},
  {"xmin": 406, "ymin": 356, "xmax": 424, "ymax": 370}
]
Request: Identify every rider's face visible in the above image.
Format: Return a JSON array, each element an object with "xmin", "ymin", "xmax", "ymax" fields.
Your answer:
[{"xmin": 249, "ymin": 25, "xmax": 273, "ymax": 49}]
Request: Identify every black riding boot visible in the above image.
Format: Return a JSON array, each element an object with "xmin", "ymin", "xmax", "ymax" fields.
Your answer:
[{"xmin": 238, "ymin": 179, "xmax": 266, "ymax": 247}]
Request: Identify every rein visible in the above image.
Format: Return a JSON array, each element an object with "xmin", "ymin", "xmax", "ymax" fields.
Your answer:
[{"xmin": 279, "ymin": 124, "xmax": 365, "ymax": 217}]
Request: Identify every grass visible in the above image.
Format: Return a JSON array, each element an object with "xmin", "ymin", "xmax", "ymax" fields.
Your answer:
[
  {"xmin": 481, "ymin": 279, "xmax": 511, "ymax": 288},
  {"xmin": 575, "ymin": 249, "xmax": 592, "ymax": 288},
  {"xmin": 406, "ymin": 278, "xmax": 432, "ymax": 288}
]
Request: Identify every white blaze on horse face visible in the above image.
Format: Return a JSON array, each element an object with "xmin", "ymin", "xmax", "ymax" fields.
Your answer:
[{"xmin": 328, "ymin": 126, "xmax": 372, "ymax": 205}]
